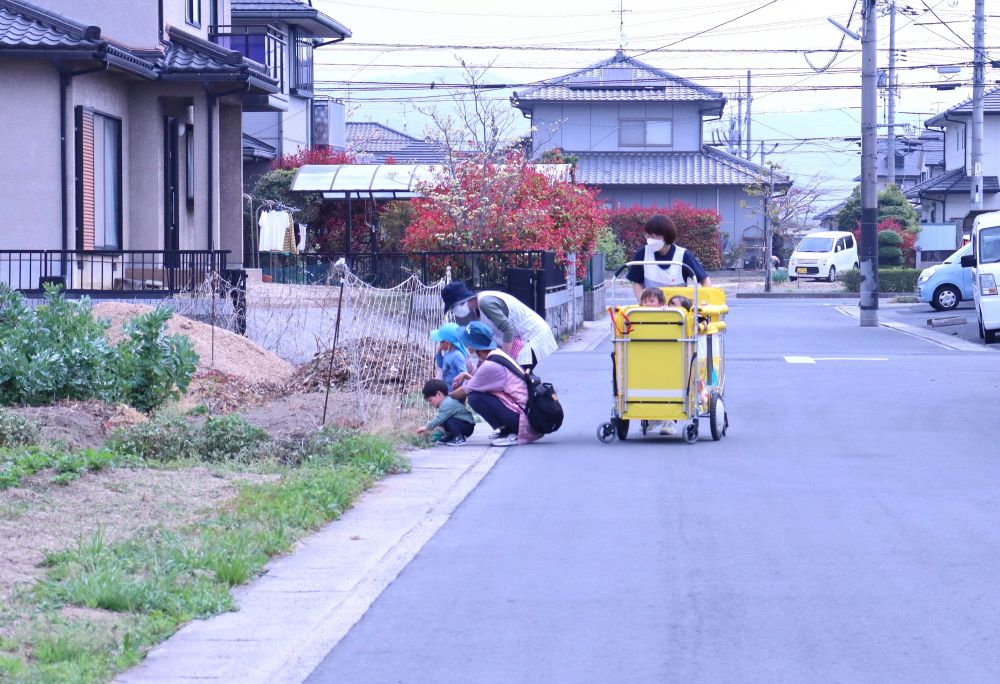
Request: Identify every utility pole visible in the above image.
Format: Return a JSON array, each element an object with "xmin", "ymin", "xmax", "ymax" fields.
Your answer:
[
  {"xmin": 745, "ymin": 71, "xmax": 752, "ymax": 160},
  {"xmin": 971, "ymin": 0, "xmax": 985, "ymax": 212},
  {"xmin": 736, "ymin": 81, "xmax": 743, "ymax": 155},
  {"xmin": 764, "ymin": 164, "xmax": 774, "ymax": 293},
  {"xmin": 860, "ymin": 0, "xmax": 879, "ymax": 326},
  {"xmin": 887, "ymin": 0, "xmax": 897, "ymax": 187}
]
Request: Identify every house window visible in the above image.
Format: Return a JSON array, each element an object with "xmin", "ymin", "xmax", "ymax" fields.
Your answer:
[
  {"xmin": 619, "ymin": 118, "xmax": 673, "ymax": 147},
  {"xmin": 894, "ymin": 153, "xmax": 905, "ymax": 170},
  {"xmin": 293, "ymin": 29, "xmax": 314, "ymax": 93},
  {"xmin": 75, "ymin": 107, "xmax": 122, "ymax": 250},
  {"xmin": 186, "ymin": 0, "xmax": 201, "ymax": 28}
]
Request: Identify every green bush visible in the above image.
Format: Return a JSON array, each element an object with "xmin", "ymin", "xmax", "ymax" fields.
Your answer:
[
  {"xmin": 595, "ymin": 228, "xmax": 627, "ymax": 274},
  {"xmin": 841, "ymin": 268, "xmax": 920, "ymax": 293},
  {"xmin": 0, "ymin": 408, "xmax": 39, "ymax": 448},
  {"xmin": 772, "ymin": 267, "xmax": 789, "ymax": 284},
  {"xmin": 879, "ymin": 246, "xmax": 904, "ymax": 265},
  {"xmin": 106, "ymin": 413, "xmax": 197, "ymax": 462},
  {"xmin": 878, "ymin": 230, "xmax": 903, "ymax": 247},
  {"xmin": 0, "ymin": 285, "xmax": 197, "ymax": 412},
  {"xmin": 199, "ymin": 415, "xmax": 269, "ymax": 463}
]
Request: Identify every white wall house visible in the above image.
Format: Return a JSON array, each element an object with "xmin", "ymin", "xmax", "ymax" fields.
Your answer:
[
  {"xmin": 511, "ymin": 50, "xmax": 790, "ymax": 265},
  {"xmin": 906, "ymin": 89, "xmax": 1000, "ymax": 241}
]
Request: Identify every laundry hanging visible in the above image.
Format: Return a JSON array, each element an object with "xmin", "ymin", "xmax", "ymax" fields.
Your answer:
[{"xmin": 258, "ymin": 210, "xmax": 291, "ymax": 252}]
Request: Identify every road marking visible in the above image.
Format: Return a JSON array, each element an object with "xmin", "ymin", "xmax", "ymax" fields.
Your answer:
[{"xmin": 784, "ymin": 355, "xmax": 888, "ymax": 364}]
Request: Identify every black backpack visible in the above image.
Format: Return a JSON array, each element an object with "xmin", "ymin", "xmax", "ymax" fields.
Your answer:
[{"xmin": 491, "ymin": 356, "xmax": 564, "ymax": 434}]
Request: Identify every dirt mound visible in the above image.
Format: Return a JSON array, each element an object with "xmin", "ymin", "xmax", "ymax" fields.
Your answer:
[
  {"xmin": 286, "ymin": 337, "xmax": 430, "ymax": 394},
  {"xmin": 12, "ymin": 401, "xmax": 147, "ymax": 450},
  {"xmin": 92, "ymin": 302, "xmax": 294, "ymax": 385},
  {"xmin": 186, "ymin": 369, "xmax": 288, "ymax": 414}
]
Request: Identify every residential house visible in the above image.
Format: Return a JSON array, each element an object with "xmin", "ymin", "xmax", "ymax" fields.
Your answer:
[
  {"xmin": 0, "ymin": 0, "xmax": 280, "ymax": 291},
  {"xmin": 511, "ymin": 50, "xmax": 789, "ymax": 264},
  {"xmin": 345, "ymin": 121, "xmax": 448, "ymax": 164},
  {"xmin": 232, "ymin": 0, "xmax": 351, "ymax": 184},
  {"xmin": 906, "ymin": 89, "xmax": 1000, "ymax": 236},
  {"xmin": 851, "ymin": 130, "xmax": 945, "ymax": 193}
]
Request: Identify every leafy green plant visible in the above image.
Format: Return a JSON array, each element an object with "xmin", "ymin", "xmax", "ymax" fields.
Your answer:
[
  {"xmin": 595, "ymin": 228, "xmax": 627, "ymax": 274},
  {"xmin": 199, "ymin": 415, "xmax": 269, "ymax": 463},
  {"xmin": 0, "ymin": 445, "xmax": 58, "ymax": 490},
  {"xmin": 772, "ymin": 267, "xmax": 789, "ymax": 284},
  {"xmin": 0, "ymin": 408, "xmax": 39, "ymax": 447},
  {"xmin": 0, "ymin": 285, "xmax": 198, "ymax": 412},
  {"xmin": 106, "ymin": 414, "xmax": 197, "ymax": 462},
  {"xmin": 841, "ymin": 268, "xmax": 921, "ymax": 293},
  {"xmin": 114, "ymin": 307, "xmax": 199, "ymax": 413}
]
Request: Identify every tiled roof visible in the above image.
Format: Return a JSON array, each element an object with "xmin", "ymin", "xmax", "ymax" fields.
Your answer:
[
  {"xmin": 159, "ymin": 27, "xmax": 278, "ymax": 91},
  {"xmin": 904, "ymin": 167, "xmax": 1000, "ymax": 198},
  {"xmin": 571, "ymin": 147, "xmax": 789, "ymax": 187},
  {"xmin": 346, "ymin": 122, "xmax": 419, "ymax": 152},
  {"xmin": 346, "ymin": 122, "xmax": 448, "ymax": 164},
  {"xmin": 815, "ymin": 201, "xmax": 846, "ymax": 221},
  {"xmin": 513, "ymin": 50, "xmax": 724, "ymax": 107},
  {"xmin": 231, "ymin": 0, "xmax": 351, "ymax": 38},
  {"xmin": 0, "ymin": 0, "xmax": 99, "ymax": 49},
  {"xmin": 243, "ymin": 133, "xmax": 276, "ymax": 160},
  {"xmin": 926, "ymin": 86, "xmax": 1000, "ymax": 126}
]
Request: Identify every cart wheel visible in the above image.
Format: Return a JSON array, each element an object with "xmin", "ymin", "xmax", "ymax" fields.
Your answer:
[
  {"xmin": 597, "ymin": 422, "xmax": 616, "ymax": 443},
  {"xmin": 616, "ymin": 418, "xmax": 629, "ymax": 440},
  {"xmin": 641, "ymin": 420, "xmax": 649, "ymax": 436},
  {"xmin": 710, "ymin": 395, "xmax": 727, "ymax": 441},
  {"xmin": 683, "ymin": 421, "xmax": 699, "ymax": 444}
]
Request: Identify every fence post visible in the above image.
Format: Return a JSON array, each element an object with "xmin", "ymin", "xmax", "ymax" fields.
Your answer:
[
  {"xmin": 568, "ymin": 252, "xmax": 577, "ymax": 333},
  {"xmin": 445, "ymin": 265, "xmax": 452, "ymax": 284}
]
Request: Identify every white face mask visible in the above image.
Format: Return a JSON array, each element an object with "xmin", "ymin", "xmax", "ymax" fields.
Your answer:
[
  {"xmin": 646, "ymin": 237, "xmax": 665, "ymax": 251},
  {"xmin": 452, "ymin": 301, "xmax": 472, "ymax": 319}
]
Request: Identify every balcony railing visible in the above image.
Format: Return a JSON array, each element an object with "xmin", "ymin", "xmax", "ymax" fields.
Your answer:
[
  {"xmin": 0, "ymin": 250, "xmax": 230, "ymax": 297},
  {"xmin": 210, "ymin": 24, "xmax": 286, "ymax": 90}
]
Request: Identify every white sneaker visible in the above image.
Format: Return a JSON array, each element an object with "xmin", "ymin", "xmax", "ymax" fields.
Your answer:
[
  {"xmin": 490, "ymin": 434, "xmax": 518, "ymax": 447},
  {"xmin": 660, "ymin": 421, "xmax": 677, "ymax": 436}
]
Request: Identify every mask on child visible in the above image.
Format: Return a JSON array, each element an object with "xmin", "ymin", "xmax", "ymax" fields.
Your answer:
[{"xmin": 646, "ymin": 237, "xmax": 665, "ymax": 251}]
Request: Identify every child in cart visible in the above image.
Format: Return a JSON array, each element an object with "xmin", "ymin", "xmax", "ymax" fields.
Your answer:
[
  {"xmin": 667, "ymin": 295, "xmax": 710, "ymax": 333},
  {"xmin": 417, "ymin": 379, "xmax": 476, "ymax": 446},
  {"xmin": 639, "ymin": 287, "xmax": 667, "ymax": 307}
]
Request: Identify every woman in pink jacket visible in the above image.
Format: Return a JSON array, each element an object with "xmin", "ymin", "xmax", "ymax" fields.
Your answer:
[{"xmin": 450, "ymin": 321, "xmax": 542, "ymax": 448}]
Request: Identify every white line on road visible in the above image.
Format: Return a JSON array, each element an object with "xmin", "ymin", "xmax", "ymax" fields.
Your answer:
[{"xmin": 784, "ymin": 355, "xmax": 888, "ymax": 364}]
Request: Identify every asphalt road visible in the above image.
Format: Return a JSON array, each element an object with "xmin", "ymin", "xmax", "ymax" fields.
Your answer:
[
  {"xmin": 878, "ymin": 299, "xmax": 984, "ymax": 347},
  {"xmin": 306, "ymin": 298, "xmax": 1000, "ymax": 683}
]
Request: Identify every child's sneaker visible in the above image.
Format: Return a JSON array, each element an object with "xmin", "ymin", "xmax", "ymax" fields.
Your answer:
[
  {"xmin": 490, "ymin": 433, "xmax": 518, "ymax": 447},
  {"xmin": 441, "ymin": 436, "xmax": 466, "ymax": 447},
  {"xmin": 659, "ymin": 421, "xmax": 677, "ymax": 436}
]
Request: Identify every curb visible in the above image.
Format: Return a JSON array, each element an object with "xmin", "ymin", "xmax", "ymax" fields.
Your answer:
[
  {"xmin": 735, "ymin": 292, "xmax": 911, "ymax": 299},
  {"xmin": 834, "ymin": 305, "xmax": 994, "ymax": 352},
  {"xmin": 116, "ymin": 439, "xmax": 505, "ymax": 684}
]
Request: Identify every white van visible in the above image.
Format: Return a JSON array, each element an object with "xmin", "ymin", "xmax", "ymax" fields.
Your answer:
[
  {"xmin": 960, "ymin": 211, "xmax": 1000, "ymax": 343},
  {"xmin": 787, "ymin": 231, "xmax": 859, "ymax": 283}
]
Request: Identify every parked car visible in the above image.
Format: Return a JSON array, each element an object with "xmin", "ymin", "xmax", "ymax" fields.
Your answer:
[
  {"xmin": 788, "ymin": 231, "xmax": 858, "ymax": 282},
  {"xmin": 917, "ymin": 243, "xmax": 973, "ymax": 311},
  {"xmin": 961, "ymin": 211, "xmax": 1000, "ymax": 343}
]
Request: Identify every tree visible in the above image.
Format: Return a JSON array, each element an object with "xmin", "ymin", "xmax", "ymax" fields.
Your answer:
[
  {"xmin": 852, "ymin": 218, "xmax": 917, "ymax": 267},
  {"xmin": 836, "ymin": 184, "xmax": 920, "ymax": 232}
]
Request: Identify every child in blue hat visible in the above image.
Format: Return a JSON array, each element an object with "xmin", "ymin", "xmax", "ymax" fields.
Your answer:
[{"xmin": 431, "ymin": 322, "xmax": 469, "ymax": 390}]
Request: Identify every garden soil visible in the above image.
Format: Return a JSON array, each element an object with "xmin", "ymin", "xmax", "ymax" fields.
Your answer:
[
  {"xmin": 0, "ymin": 467, "xmax": 272, "ymax": 605},
  {"xmin": 91, "ymin": 302, "xmax": 295, "ymax": 385},
  {"xmin": 11, "ymin": 401, "xmax": 147, "ymax": 450}
]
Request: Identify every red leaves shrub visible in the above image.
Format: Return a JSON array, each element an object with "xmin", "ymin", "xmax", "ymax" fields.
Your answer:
[
  {"xmin": 402, "ymin": 155, "xmax": 607, "ymax": 278},
  {"xmin": 272, "ymin": 147, "xmax": 356, "ymax": 170},
  {"xmin": 608, "ymin": 203, "xmax": 723, "ymax": 270}
]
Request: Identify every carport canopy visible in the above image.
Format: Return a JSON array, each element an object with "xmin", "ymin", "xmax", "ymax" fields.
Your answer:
[{"xmin": 290, "ymin": 163, "xmax": 573, "ymax": 199}]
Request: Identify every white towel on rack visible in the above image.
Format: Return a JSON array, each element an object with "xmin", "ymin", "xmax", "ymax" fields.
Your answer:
[{"xmin": 296, "ymin": 223, "xmax": 308, "ymax": 252}]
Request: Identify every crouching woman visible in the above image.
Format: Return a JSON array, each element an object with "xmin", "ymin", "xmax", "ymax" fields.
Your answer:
[{"xmin": 450, "ymin": 321, "xmax": 542, "ymax": 448}]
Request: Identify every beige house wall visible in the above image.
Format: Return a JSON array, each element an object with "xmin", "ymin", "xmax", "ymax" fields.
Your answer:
[
  {"xmin": 0, "ymin": 61, "xmax": 62, "ymax": 251},
  {"xmin": 44, "ymin": 0, "xmax": 233, "ymax": 47}
]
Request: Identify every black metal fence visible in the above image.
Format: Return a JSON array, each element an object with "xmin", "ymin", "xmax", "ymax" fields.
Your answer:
[
  {"xmin": 0, "ymin": 250, "xmax": 229, "ymax": 296},
  {"xmin": 260, "ymin": 250, "xmax": 560, "ymax": 290}
]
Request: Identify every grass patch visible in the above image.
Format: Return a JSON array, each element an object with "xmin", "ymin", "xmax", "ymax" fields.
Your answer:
[
  {"xmin": 7, "ymin": 428, "xmax": 409, "ymax": 683},
  {"xmin": 0, "ymin": 446, "xmax": 132, "ymax": 491}
]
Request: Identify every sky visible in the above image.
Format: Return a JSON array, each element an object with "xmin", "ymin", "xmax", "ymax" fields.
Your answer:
[{"xmin": 312, "ymin": 0, "xmax": 986, "ymax": 212}]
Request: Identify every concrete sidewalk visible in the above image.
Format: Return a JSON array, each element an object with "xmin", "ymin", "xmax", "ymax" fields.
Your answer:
[{"xmin": 116, "ymin": 323, "xmax": 610, "ymax": 683}]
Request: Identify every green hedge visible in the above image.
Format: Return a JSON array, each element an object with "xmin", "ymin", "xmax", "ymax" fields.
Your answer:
[{"xmin": 841, "ymin": 268, "xmax": 920, "ymax": 293}]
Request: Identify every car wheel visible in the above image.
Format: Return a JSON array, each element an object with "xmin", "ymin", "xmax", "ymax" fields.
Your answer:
[
  {"xmin": 853, "ymin": 262, "xmax": 859, "ymax": 270},
  {"xmin": 979, "ymin": 315, "xmax": 986, "ymax": 340},
  {"xmin": 827, "ymin": 266, "xmax": 837, "ymax": 283},
  {"xmin": 988, "ymin": 328, "xmax": 998, "ymax": 344},
  {"xmin": 931, "ymin": 284, "xmax": 961, "ymax": 311},
  {"xmin": 789, "ymin": 276, "xmax": 797, "ymax": 282}
]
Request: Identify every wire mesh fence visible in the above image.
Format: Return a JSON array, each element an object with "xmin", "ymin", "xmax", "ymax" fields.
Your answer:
[{"xmin": 165, "ymin": 262, "xmax": 445, "ymax": 427}]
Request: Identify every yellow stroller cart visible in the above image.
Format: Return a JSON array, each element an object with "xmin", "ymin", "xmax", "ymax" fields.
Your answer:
[{"xmin": 597, "ymin": 260, "xmax": 729, "ymax": 444}]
